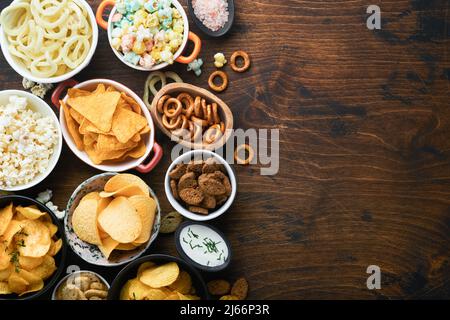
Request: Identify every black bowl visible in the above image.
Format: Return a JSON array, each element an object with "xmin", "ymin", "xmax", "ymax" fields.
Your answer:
[
  {"xmin": 0, "ymin": 195, "xmax": 67, "ymax": 300},
  {"xmin": 108, "ymin": 254, "xmax": 210, "ymax": 300},
  {"xmin": 187, "ymin": 0, "xmax": 235, "ymax": 37}
]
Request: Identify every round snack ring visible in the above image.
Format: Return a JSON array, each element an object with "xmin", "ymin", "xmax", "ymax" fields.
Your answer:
[
  {"xmin": 205, "ymin": 124, "xmax": 222, "ymax": 144},
  {"xmin": 143, "ymin": 71, "xmax": 167, "ymax": 106},
  {"xmin": 172, "ymin": 115, "xmax": 190, "ymax": 138},
  {"xmin": 208, "ymin": 71, "xmax": 229, "ymax": 93},
  {"xmin": 234, "ymin": 144, "xmax": 255, "ymax": 165},
  {"xmin": 177, "ymin": 93, "xmax": 194, "ymax": 117},
  {"xmin": 230, "ymin": 51, "xmax": 251, "ymax": 73},
  {"xmin": 201, "ymin": 98, "xmax": 207, "ymax": 118},
  {"xmin": 157, "ymin": 95, "xmax": 171, "ymax": 114},
  {"xmin": 194, "ymin": 96, "xmax": 203, "ymax": 118},
  {"xmin": 189, "ymin": 121, "xmax": 203, "ymax": 141},
  {"xmin": 163, "ymin": 114, "xmax": 182, "ymax": 130},
  {"xmin": 164, "ymin": 98, "xmax": 183, "ymax": 118},
  {"xmin": 212, "ymin": 103, "xmax": 221, "ymax": 124},
  {"xmin": 165, "ymin": 71, "xmax": 183, "ymax": 84},
  {"xmin": 191, "ymin": 116, "xmax": 209, "ymax": 127}
]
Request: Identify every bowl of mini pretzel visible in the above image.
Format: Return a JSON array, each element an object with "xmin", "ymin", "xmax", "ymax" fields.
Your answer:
[{"xmin": 150, "ymin": 83, "xmax": 233, "ymax": 151}]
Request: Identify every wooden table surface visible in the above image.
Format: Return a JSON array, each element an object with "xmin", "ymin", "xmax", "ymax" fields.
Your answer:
[{"xmin": 1, "ymin": 0, "xmax": 449, "ymax": 300}]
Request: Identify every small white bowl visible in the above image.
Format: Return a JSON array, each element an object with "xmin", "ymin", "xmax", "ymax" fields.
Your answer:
[
  {"xmin": 0, "ymin": 90, "xmax": 62, "ymax": 191},
  {"xmin": 55, "ymin": 79, "xmax": 161, "ymax": 173},
  {"xmin": 0, "ymin": 0, "xmax": 98, "ymax": 84},
  {"xmin": 165, "ymin": 150, "xmax": 237, "ymax": 221},
  {"xmin": 52, "ymin": 270, "xmax": 110, "ymax": 300},
  {"xmin": 65, "ymin": 172, "xmax": 161, "ymax": 267}
]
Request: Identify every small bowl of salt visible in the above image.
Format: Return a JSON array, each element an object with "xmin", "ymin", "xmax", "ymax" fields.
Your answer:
[{"xmin": 188, "ymin": 0, "xmax": 235, "ymax": 37}]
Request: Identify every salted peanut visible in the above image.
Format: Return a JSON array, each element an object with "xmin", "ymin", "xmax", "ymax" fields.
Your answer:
[
  {"xmin": 201, "ymin": 194, "xmax": 217, "ymax": 209},
  {"xmin": 178, "ymin": 172, "xmax": 198, "ymax": 191},
  {"xmin": 207, "ymin": 280, "xmax": 231, "ymax": 296},
  {"xmin": 231, "ymin": 278, "xmax": 248, "ymax": 300},
  {"xmin": 84, "ymin": 289, "xmax": 108, "ymax": 299},
  {"xmin": 215, "ymin": 195, "xmax": 228, "ymax": 206},
  {"xmin": 169, "ymin": 164, "xmax": 187, "ymax": 180},
  {"xmin": 188, "ymin": 206, "xmax": 209, "ymax": 215},
  {"xmin": 187, "ymin": 160, "xmax": 204, "ymax": 176},
  {"xmin": 179, "ymin": 188, "xmax": 204, "ymax": 205},
  {"xmin": 198, "ymin": 175, "xmax": 226, "ymax": 196}
]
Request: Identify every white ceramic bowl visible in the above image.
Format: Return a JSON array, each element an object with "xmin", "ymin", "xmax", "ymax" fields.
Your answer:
[
  {"xmin": 97, "ymin": 0, "xmax": 200, "ymax": 71},
  {"xmin": 55, "ymin": 79, "xmax": 161, "ymax": 173},
  {"xmin": 0, "ymin": 90, "xmax": 62, "ymax": 191},
  {"xmin": 165, "ymin": 150, "xmax": 237, "ymax": 221},
  {"xmin": 0, "ymin": 0, "xmax": 98, "ymax": 84},
  {"xmin": 64, "ymin": 172, "xmax": 161, "ymax": 267}
]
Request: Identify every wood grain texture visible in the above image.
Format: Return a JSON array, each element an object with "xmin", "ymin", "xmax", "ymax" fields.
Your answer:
[{"xmin": 0, "ymin": 0, "xmax": 449, "ymax": 299}]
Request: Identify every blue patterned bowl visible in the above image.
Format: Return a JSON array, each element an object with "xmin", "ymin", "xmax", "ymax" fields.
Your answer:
[{"xmin": 64, "ymin": 172, "xmax": 161, "ymax": 267}]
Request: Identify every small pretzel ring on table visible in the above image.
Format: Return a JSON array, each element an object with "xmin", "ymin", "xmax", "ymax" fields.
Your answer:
[
  {"xmin": 163, "ymin": 98, "xmax": 183, "ymax": 118},
  {"xmin": 208, "ymin": 70, "xmax": 229, "ymax": 92},
  {"xmin": 204, "ymin": 124, "xmax": 222, "ymax": 144},
  {"xmin": 162, "ymin": 114, "xmax": 182, "ymax": 130},
  {"xmin": 230, "ymin": 51, "xmax": 251, "ymax": 73},
  {"xmin": 157, "ymin": 95, "xmax": 171, "ymax": 114},
  {"xmin": 234, "ymin": 144, "xmax": 255, "ymax": 165}
]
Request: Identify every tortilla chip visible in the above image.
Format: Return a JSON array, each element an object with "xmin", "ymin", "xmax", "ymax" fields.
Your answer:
[
  {"xmin": 69, "ymin": 108, "xmax": 84, "ymax": 124},
  {"xmin": 121, "ymin": 93, "xmax": 142, "ymax": 114},
  {"xmin": 111, "ymin": 108, "xmax": 148, "ymax": 143},
  {"xmin": 61, "ymin": 100, "xmax": 84, "ymax": 151},
  {"xmin": 97, "ymin": 134, "xmax": 138, "ymax": 151}
]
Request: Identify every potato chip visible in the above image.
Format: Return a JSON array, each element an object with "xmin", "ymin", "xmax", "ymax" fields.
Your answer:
[
  {"xmin": 68, "ymin": 91, "xmax": 120, "ymax": 132},
  {"xmin": 120, "ymin": 280, "xmax": 133, "ymax": 300},
  {"xmin": 18, "ymin": 220, "xmax": 51, "ymax": 258},
  {"xmin": 19, "ymin": 256, "xmax": 44, "ymax": 271},
  {"xmin": 0, "ymin": 203, "xmax": 13, "ymax": 236},
  {"xmin": 116, "ymin": 243, "xmax": 139, "ymax": 251},
  {"xmin": 98, "ymin": 236, "xmax": 119, "ymax": 259},
  {"xmin": 72, "ymin": 199, "xmax": 102, "ymax": 245},
  {"xmin": 169, "ymin": 271, "xmax": 192, "ymax": 294},
  {"xmin": 128, "ymin": 195, "xmax": 156, "ymax": 244},
  {"xmin": 104, "ymin": 174, "xmax": 149, "ymax": 196},
  {"xmin": 164, "ymin": 292, "xmax": 181, "ymax": 300},
  {"xmin": 98, "ymin": 197, "xmax": 142, "ymax": 243},
  {"xmin": 61, "ymin": 100, "xmax": 84, "ymax": 151},
  {"xmin": 31, "ymin": 255, "xmax": 56, "ymax": 280},
  {"xmin": 112, "ymin": 107, "xmax": 148, "ymax": 143},
  {"xmin": 8, "ymin": 273, "xmax": 28, "ymax": 294},
  {"xmin": 48, "ymin": 238, "xmax": 63, "ymax": 256},
  {"xmin": 184, "ymin": 294, "xmax": 201, "ymax": 300},
  {"xmin": 137, "ymin": 262, "xmax": 155, "ymax": 278},
  {"xmin": 139, "ymin": 262, "xmax": 179, "ymax": 288},
  {"xmin": 16, "ymin": 206, "xmax": 46, "ymax": 220},
  {"xmin": 99, "ymin": 185, "xmax": 148, "ymax": 198},
  {"xmin": 0, "ymin": 266, "xmax": 12, "ymax": 281},
  {"xmin": 0, "ymin": 242, "xmax": 11, "ymax": 270},
  {"xmin": 144, "ymin": 288, "xmax": 170, "ymax": 300},
  {"xmin": 0, "ymin": 281, "xmax": 11, "ymax": 295},
  {"xmin": 0, "ymin": 220, "xmax": 22, "ymax": 246},
  {"xmin": 128, "ymin": 279, "xmax": 152, "ymax": 300},
  {"xmin": 45, "ymin": 222, "xmax": 58, "ymax": 237}
]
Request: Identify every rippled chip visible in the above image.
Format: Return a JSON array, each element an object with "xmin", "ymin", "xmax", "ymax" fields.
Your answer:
[
  {"xmin": 139, "ymin": 262, "xmax": 179, "ymax": 289},
  {"xmin": 128, "ymin": 195, "xmax": 156, "ymax": 244}
]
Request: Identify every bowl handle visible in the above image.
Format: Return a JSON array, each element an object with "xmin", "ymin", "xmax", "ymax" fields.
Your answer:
[
  {"xmin": 175, "ymin": 32, "xmax": 202, "ymax": 64},
  {"xmin": 96, "ymin": 0, "xmax": 115, "ymax": 30},
  {"xmin": 51, "ymin": 79, "xmax": 79, "ymax": 110},
  {"xmin": 136, "ymin": 142, "xmax": 163, "ymax": 173}
]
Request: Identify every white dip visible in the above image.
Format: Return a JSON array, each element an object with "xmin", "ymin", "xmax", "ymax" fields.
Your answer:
[{"xmin": 179, "ymin": 224, "xmax": 228, "ymax": 268}]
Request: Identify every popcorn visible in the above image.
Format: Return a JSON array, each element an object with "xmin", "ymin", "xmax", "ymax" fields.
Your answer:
[
  {"xmin": 160, "ymin": 49, "xmax": 174, "ymax": 64},
  {"xmin": 187, "ymin": 58, "xmax": 203, "ymax": 76},
  {"xmin": 31, "ymin": 83, "xmax": 54, "ymax": 99},
  {"xmin": 36, "ymin": 189, "xmax": 53, "ymax": 203},
  {"xmin": 22, "ymin": 78, "xmax": 36, "ymax": 90},
  {"xmin": 45, "ymin": 201, "xmax": 65, "ymax": 220},
  {"xmin": 124, "ymin": 51, "xmax": 141, "ymax": 65},
  {"xmin": 214, "ymin": 53, "xmax": 227, "ymax": 68}
]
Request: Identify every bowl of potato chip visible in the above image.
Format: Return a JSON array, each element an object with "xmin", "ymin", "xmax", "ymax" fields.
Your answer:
[
  {"xmin": 108, "ymin": 254, "xmax": 209, "ymax": 300},
  {"xmin": 51, "ymin": 79, "xmax": 163, "ymax": 173},
  {"xmin": 0, "ymin": 195, "xmax": 66, "ymax": 300},
  {"xmin": 64, "ymin": 173, "xmax": 160, "ymax": 267}
]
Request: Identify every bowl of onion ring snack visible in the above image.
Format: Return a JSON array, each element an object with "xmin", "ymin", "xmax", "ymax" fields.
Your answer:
[
  {"xmin": 0, "ymin": 0, "xmax": 98, "ymax": 83},
  {"xmin": 150, "ymin": 83, "xmax": 233, "ymax": 151}
]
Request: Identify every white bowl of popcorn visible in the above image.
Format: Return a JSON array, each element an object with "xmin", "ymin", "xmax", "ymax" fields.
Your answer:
[{"xmin": 0, "ymin": 90, "xmax": 62, "ymax": 191}]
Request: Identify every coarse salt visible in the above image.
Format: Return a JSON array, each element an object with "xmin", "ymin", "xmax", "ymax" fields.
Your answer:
[{"xmin": 192, "ymin": 0, "xmax": 229, "ymax": 32}]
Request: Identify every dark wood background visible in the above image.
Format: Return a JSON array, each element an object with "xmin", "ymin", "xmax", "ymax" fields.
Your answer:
[{"xmin": 1, "ymin": 0, "xmax": 449, "ymax": 299}]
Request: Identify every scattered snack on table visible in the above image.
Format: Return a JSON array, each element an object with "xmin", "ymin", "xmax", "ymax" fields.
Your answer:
[
  {"xmin": 192, "ymin": 0, "xmax": 229, "ymax": 32},
  {"xmin": 0, "ymin": 96, "xmax": 59, "ymax": 189},
  {"xmin": 234, "ymin": 144, "xmax": 255, "ymax": 165},
  {"xmin": 111, "ymin": 0, "xmax": 184, "ymax": 68},
  {"xmin": 143, "ymin": 71, "xmax": 183, "ymax": 109},
  {"xmin": 160, "ymin": 211, "xmax": 183, "ymax": 234},
  {"xmin": 156, "ymin": 92, "xmax": 226, "ymax": 144},
  {"xmin": 0, "ymin": 203, "xmax": 61, "ymax": 296},
  {"xmin": 120, "ymin": 261, "xmax": 200, "ymax": 300},
  {"xmin": 187, "ymin": 58, "xmax": 203, "ymax": 76},
  {"xmin": 207, "ymin": 279, "xmax": 231, "ymax": 296},
  {"xmin": 207, "ymin": 277, "xmax": 248, "ymax": 300},
  {"xmin": 36, "ymin": 190, "xmax": 65, "ymax": 219},
  {"xmin": 230, "ymin": 50, "xmax": 251, "ymax": 73},
  {"xmin": 71, "ymin": 174, "xmax": 157, "ymax": 259},
  {"xmin": 22, "ymin": 78, "xmax": 54, "ymax": 99},
  {"xmin": 214, "ymin": 53, "xmax": 227, "ymax": 68},
  {"xmin": 230, "ymin": 277, "xmax": 249, "ymax": 300},
  {"xmin": 208, "ymin": 70, "xmax": 229, "ymax": 92},
  {"xmin": 61, "ymin": 84, "xmax": 150, "ymax": 165},
  {"xmin": 55, "ymin": 272, "xmax": 108, "ymax": 300},
  {"xmin": 169, "ymin": 159, "xmax": 231, "ymax": 215},
  {"xmin": 0, "ymin": 0, "xmax": 93, "ymax": 78}
]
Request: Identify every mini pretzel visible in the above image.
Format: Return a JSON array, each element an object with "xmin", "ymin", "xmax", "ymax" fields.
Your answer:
[
  {"xmin": 177, "ymin": 93, "xmax": 194, "ymax": 112},
  {"xmin": 163, "ymin": 98, "xmax": 182, "ymax": 118},
  {"xmin": 212, "ymin": 103, "xmax": 220, "ymax": 124},
  {"xmin": 220, "ymin": 121, "xmax": 225, "ymax": 133},
  {"xmin": 201, "ymin": 98, "xmax": 207, "ymax": 119},
  {"xmin": 208, "ymin": 71, "xmax": 229, "ymax": 92},
  {"xmin": 162, "ymin": 114, "xmax": 182, "ymax": 130},
  {"xmin": 190, "ymin": 121, "xmax": 202, "ymax": 142},
  {"xmin": 172, "ymin": 115, "xmax": 190, "ymax": 139},
  {"xmin": 230, "ymin": 51, "xmax": 251, "ymax": 73},
  {"xmin": 206, "ymin": 104, "xmax": 213, "ymax": 125},
  {"xmin": 204, "ymin": 124, "xmax": 222, "ymax": 144},
  {"xmin": 194, "ymin": 96, "xmax": 203, "ymax": 118},
  {"xmin": 157, "ymin": 95, "xmax": 170, "ymax": 114},
  {"xmin": 234, "ymin": 144, "xmax": 254, "ymax": 165},
  {"xmin": 191, "ymin": 116, "xmax": 209, "ymax": 127}
]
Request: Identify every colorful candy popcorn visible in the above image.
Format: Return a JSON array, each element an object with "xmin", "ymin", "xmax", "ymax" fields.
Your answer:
[
  {"xmin": 187, "ymin": 58, "xmax": 203, "ymax": 76},
  {"xmin": 214, "ymin": 53, "xmax": 227, "ymax": 68},
  {"xmin": 112, "ymin": 0, "xmax": 184, "ymax": 68}
]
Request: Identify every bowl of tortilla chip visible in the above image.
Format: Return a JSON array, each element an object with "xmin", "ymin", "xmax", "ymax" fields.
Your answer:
[{"xmin": 51, "ymin": 79, "xmax": 162, "ymax": 173}]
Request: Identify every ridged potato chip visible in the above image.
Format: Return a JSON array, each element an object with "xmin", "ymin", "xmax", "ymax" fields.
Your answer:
[
  {"xmin": 98, "ymin": 197, "xmax": 142, "ymax": 244},
  {"xmin": 0, "ymin": 203, "xmax": 13, "ymax": 236},
  {"xmin": 128, "ymin": 195, "xmax": 156, "ymax": 244},
  {"xmin": 72, "ymin": 199, "xmax": 102, "ymax": 246},
  {"xmin": 18, "ymin": 220, "xmax": 51, "ymax": 258},
  {"xmin": 139, "ymin": 262, "xmax": 179, "ymax": 288}
]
